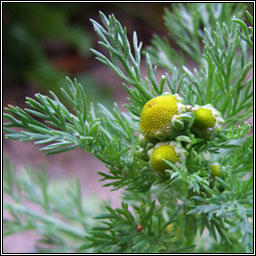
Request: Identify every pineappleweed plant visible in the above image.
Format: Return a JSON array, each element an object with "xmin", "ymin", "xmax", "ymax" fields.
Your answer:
[{"xmin": 3, "ymin": 4, "xmax": 253, "ymax": 253}]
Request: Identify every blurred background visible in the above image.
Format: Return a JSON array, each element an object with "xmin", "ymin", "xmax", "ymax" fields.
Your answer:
[{"xmin": 2, "ymin": 2, "xmax": 253, "ymax": 253}]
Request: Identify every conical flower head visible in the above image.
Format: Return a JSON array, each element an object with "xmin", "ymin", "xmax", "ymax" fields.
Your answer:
[{"xmin": 140, "ymin": 94, "xmax": 189, "ymax": 139}]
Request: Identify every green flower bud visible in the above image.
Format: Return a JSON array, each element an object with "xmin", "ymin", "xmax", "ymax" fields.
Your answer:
[
  {"xmin": 209, "ymin": 163, "xmax": 222, "ymax": 178},
  {"xmin": 165, "ymin": 223, "xmax": 174, "ymax": 233},
  {"xmin": 191, "ymin": 104, "xmax": 224, "ymax": 137}
]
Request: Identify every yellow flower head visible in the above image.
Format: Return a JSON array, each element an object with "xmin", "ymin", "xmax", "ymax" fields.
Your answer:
[
  {"xmin": 148, "ymin": 142, "xmax": 186, "ymax": 173},
  {"xmin": 150, "ymin": 145, "xmax": 179, "ymax": 172},
  {"xmin": 140, "ymin": 94, "xmax": 182, "ymax": 137}
]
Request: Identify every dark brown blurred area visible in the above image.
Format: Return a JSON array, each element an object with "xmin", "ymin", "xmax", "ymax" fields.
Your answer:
[{"xmin": 3, "ymin": 2, "xmax": 170, "ymax": 253}]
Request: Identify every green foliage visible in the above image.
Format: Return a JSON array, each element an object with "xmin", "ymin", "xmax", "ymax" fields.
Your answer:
[
  {"xmin": 233, "ymin": 10, "xmax": 254, "ymax": 49},
  {"xmin": 187, "ymin": 168, "xmax": 253, "ymax": 252},
  {"xmin": 4, "ymin": 78, "xmax": 100, "ymax": 155},
  {"xmin": 79, "ymin": 200, "xmax": 196, "ymax": 253},
  {"xmin": 146, "ymin": 3, "xmax": 246, "ymax": 68},
  {"xmin": 3, "ymin": 4, "xmax": 253, "ymax": 253},
  {"xmin": 90, "ymin": 12, "xmax": 170, "ymax": 115},
  {"xmin": 3, "ymin": 158, "xmax": 103, "ymax": 253}
]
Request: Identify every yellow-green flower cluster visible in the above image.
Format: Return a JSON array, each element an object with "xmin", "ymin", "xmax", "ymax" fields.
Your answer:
[{"xmin": 138, "ymin": 93, "xmax": 224, "ymax": 174}]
